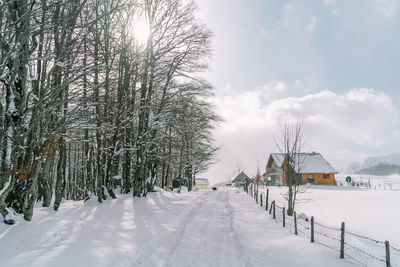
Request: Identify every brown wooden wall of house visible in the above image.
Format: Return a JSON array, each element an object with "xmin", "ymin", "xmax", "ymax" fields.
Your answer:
[{"xmin": 301, "ymin": 173, "xmax": 335, "ymax": 185}]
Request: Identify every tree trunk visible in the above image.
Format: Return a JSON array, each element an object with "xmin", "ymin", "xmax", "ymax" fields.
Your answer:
[
  {"xmin": 0, "ymin": 0, "xmax": 31, "ymax": 224},
  {"xmin": 38, "ymin": 156, "xmax": 53, "ymax": 207},
  {"xmin": 54, "ymin": 143, "xmax": 66, "ymax": 211}
]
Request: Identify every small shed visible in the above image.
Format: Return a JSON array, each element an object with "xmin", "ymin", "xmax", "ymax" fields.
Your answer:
[
  {"xmin": 195, "ymin": 178, "xmax": 209, "ymax": 188},
  {"xmin": 232, "ymin": 171, "xmax": 250, "ymax": 187}
]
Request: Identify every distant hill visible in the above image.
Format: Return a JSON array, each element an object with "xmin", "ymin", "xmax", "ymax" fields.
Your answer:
[
  {"xmin": 347, "ymin": 153, "xmax": 400, "ymax": 173},
  {"xmin": 358, "ymin": 163, "xmax": 400, "ymax": 176},
  {"xmin": 363, "ymin": 154, "xmax": 400, "ymax": 168}
]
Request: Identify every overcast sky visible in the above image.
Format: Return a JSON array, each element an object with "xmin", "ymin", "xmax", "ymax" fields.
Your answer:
[{"xmin": 196, "ymin": 0, "xmax": 400, "ymax": 184}]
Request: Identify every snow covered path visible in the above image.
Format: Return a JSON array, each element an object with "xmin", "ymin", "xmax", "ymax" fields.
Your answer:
[
  {"xmin": 0, "ymin": 188, "xmax": 356, "ymax": 266},
  {"xmin": 118, "ymin": 188, "xmax": 355, "ymax": 267},
  {"xmin": 124, "ymin": 190, "xmax": 245, "ymax": 267}
]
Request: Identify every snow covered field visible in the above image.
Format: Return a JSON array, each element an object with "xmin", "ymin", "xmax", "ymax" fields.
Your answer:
[
  {"xmin": 336, "ymin": 173, "xmax": 400, "ymax": 190},
  {"xmin": 258, "ymin": 177, "xmax": 400, "ymax": 266},
  {"xmin": 0, "ymin": 188, "xmax": 356, "ymax": 267}
]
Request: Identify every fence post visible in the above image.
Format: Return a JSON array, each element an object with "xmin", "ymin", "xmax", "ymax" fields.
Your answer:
[
  {"xmin": 260, "ymin": 194, "xmax": 263, "ymax": 207},
  {"xmin": 385, "ymin": 241, "xmax": 391, "ymax": 267},
  {"xmin": 256, "ymin": 186, "xmax": 258, "ymax": 200},
  {"xmin": 294, "ymin": 211, "xmax": 298, "ymax": 235},
  {"xmin": 269, "ymin": 200, "xmax": 273, "ymax": 214},
  {"xmin": 265, "ymin": 188, "xmax": 269, "ymax": 211},
  {"xmin": 311, "ymin": 216, "xmax": 314, "ymax": 243},
  {"xmin": 273, "ymin": 201, "xmax": 276, "ymax": 219},
  {"xmin": 283, "ymin": 207, "xmax": 285, "ymax": 227},
  {"xmin": 340, "ymin": 222, "xmax": 345, "ymax": 259}
]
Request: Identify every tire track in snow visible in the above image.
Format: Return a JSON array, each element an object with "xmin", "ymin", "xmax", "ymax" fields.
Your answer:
[
  {"xmin": 164, "ymin": 190, "xmax": 230, "ymax": 267},
  {"xmin": 131, "ymin": 190, "xmax": 214, "ymax": 267},
  {"xmin": 189, "ymin": 190, "xmax": 247, "ymax": 267},
  {"xmin": 113, "ymin": 190, "xmax": 211, "ymax": 267},
  {"xmin": 132, "ymin": 189, "xmax": 247, "ymax": 267},
  {"xmin": 224, "ymin": 190, "xmax": 254, "ymax": 267}
]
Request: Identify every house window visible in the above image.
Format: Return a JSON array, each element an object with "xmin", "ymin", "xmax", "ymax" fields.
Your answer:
[
  {"xmin": 307, "ymin": 174, "xmax": 314, "ymax": 183},
  {"xmin": 323, "ymin": 174, "xmax": 330, "ymax": 179}
]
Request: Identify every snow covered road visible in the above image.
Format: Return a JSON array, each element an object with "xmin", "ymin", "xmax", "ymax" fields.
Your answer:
[
  {"xmin": 120, "ymin": 188, "xmax": 355, "ymax": 267},
  {"xmin": 0, "ymin": 188, "xmax": 356, "ymax": 266},
  {"xmin": 126, "ymin": 190, "xmax": 245, "ymax": 267}
]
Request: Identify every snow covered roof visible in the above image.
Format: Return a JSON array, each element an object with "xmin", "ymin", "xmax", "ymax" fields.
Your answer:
[
  {"xmin": 195, "ymin": 178, "xmax": 209, "ymax": 185},
  {"xmin": 270, "ymin": 153, "xmax": 336, "ymax": 173},
  {"xmin": 232, "ymin": 171, "xmax": 250, "ymax": 183},
  {"xmin": 271, "ymin": 153, "xmax": 285, "ymax": 167}
]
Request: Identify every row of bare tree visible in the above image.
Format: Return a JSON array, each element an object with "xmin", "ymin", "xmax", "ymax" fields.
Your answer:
[{"xmin": 0, "ymin": 0, "xmax": 219, "ymax": 224}]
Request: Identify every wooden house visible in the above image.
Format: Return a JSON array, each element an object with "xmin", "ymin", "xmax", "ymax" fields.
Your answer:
[{"xmin": 266, "ymin": 152, "xmax": 336, "ymax": 185}]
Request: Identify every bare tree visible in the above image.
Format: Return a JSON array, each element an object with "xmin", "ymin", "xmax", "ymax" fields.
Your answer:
[{"xmin": 274, "ymin": 116, "xmax": 306, "ymax": 216}]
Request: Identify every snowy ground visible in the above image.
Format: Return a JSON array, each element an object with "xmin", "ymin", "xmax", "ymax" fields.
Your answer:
[
  {"xmin": 0, "ymin": 188, "xmax": 356, "ymax": 267},
  {"xmin": 257, "ymin": 177, "xmax": 400, "ymax": 266}
]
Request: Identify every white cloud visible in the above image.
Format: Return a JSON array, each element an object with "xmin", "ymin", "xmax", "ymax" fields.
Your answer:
[
  {"xmin": 204, "ymin": 87, "xmax": 400, "ymax": 184},
  {"xmin": 306, "ymin": 15, "xmax": 317, "ymax": 32},
  {"xmin": 323, "ymin": 0, "xmax": 334, "ymax": 5},
  {"xmin": 280, "ymin": 4, "xmax": 317, "ymax": 33},
  {"xmin": 259, "ymin": 81, "xmax": 287, "ymax": 101},
  {"xmin": 292, "ymin": 89, "xmax": 399, "ymax": 149},
  {"xmin": 322, "ymin": 0, "xmax": 399, "ymax": 20},
  {"xmin": 281, "ymin": 4, "xmax": 293, "ymax": 29},
  {"xmin": 322, "ymin": 1, "xmax": 341, "ymax": 16},
  {"xmin": 369, "ymin": 0, "xmax": 399, "ymax": 19}
]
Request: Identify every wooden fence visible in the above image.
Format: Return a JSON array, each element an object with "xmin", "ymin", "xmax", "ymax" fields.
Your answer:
[{"xmin": 246, "ymin": 184, "xmax": 399, "ymax": 267}]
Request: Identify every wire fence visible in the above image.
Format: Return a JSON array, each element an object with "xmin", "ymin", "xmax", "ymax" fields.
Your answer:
[
  {"xmin": 335, "ymin": 178, "xmax": 400, "ymax": 191},
  {"xmin": 246, "ymin": 185, "xmax": 399, "ymax": 267}
]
